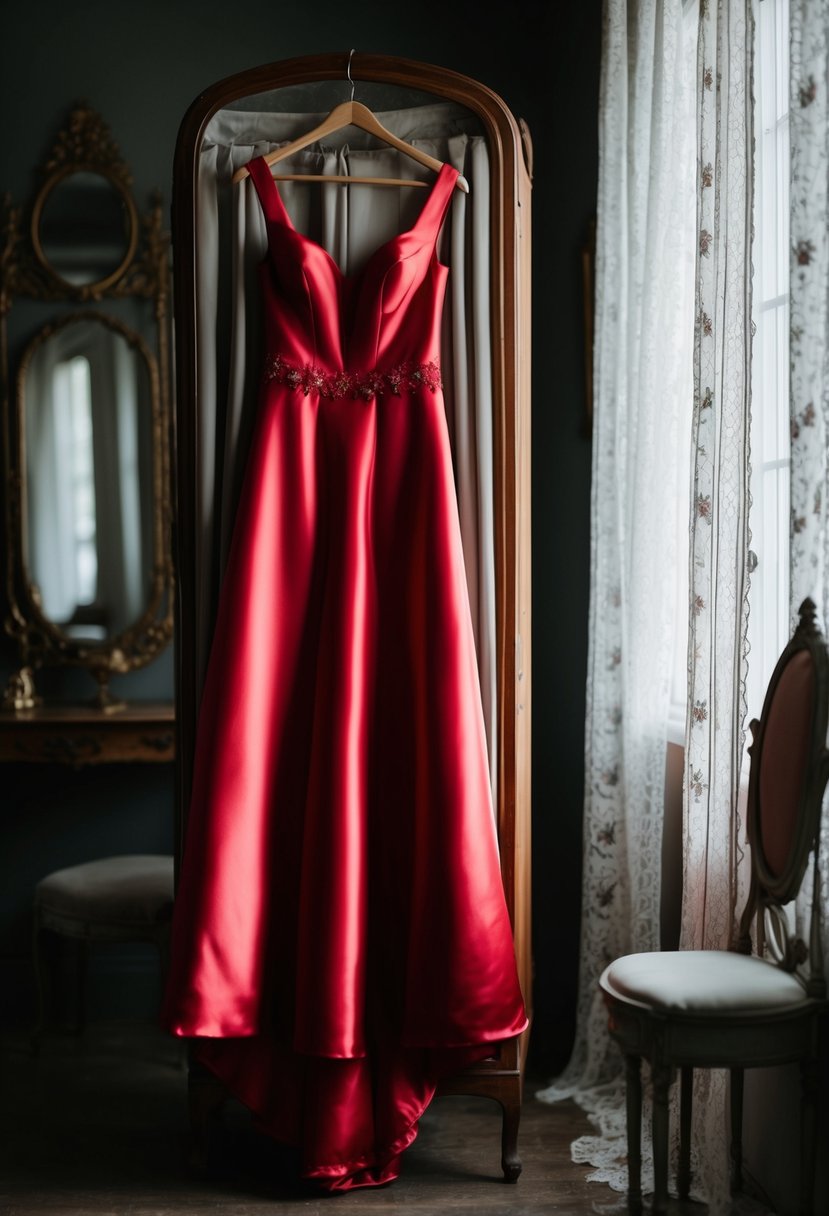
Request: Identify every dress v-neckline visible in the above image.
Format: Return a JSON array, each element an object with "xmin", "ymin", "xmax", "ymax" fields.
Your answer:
[{"xmin": 249, "ymin": 157, "xmax": 457, "ymax": 284}]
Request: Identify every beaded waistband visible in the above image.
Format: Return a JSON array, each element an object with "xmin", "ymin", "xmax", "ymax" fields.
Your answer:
[{"xmin": 265, "ymin": 354, "xmax": 442, "ymax": 400}]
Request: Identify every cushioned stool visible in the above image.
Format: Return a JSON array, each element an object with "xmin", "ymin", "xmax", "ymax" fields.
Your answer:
[{"xmin": 32, "ymin": 854, "xmax": 174, "ymax": 1046}]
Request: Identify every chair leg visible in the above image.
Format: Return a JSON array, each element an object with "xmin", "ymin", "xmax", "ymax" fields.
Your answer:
[
  {"xmin": 678, "ymin": 1065, "xmax": 693, "ymax": 1200},
  {"xmin": 624, "ymin": 1054, "xmax": 643, "ymax": 1215},
  {"xmin": 800, "ymin": 1055, "xmax": 818, "ymax": 1216},
  {"xmin": 730, "ymin": 1066, "xmax": 744, "ymax": 1194},
  {"xmin": 499, "ymin": 1090, "xmax": 522, "ymax": 1182},
  {"xmin": 651, "ymin": 1062, "xmax": 671, "ymax": 1216}
]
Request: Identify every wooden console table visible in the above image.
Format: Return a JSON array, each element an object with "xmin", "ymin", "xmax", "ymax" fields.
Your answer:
[{"xmin": 0, "ymin": 703, "xmax": 175, "ymax": 766}]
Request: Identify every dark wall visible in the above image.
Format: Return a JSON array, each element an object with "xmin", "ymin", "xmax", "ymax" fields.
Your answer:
[{"xmin": 0, "ymin": 0, "xmax": 601, "ymax": 1077}]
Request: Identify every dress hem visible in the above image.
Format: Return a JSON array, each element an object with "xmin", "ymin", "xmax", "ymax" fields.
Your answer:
[
  {"xmin": 189, "ymin": 1031, "xmax": 521, "ymax": 1190},
  {"xmin": 165, "ymin": 1017, "xmax": 529, "ymax": 1051}
]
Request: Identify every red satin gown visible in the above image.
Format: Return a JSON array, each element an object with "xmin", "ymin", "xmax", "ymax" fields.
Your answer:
[{"xmin": 162, "ymin": 156, "xmax": 527, "ymax": 1190}]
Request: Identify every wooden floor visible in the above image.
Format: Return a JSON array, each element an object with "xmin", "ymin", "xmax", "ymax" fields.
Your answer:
[{"xmin": 0, "ymin": 1020, "xmax": 633, "ymax": 1215}]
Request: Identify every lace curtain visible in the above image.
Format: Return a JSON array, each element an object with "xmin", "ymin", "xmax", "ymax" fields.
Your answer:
[
  {"xmin": 536, "ymin": 0, "xmax": 697, "ymax": 1187},
  {"xmin": 790, "ymin": 0, "xmax": 829, "ymax": 1174},
  {"xmin": 538, "ymin": 1, "xmax": 757, "ymax": 1211},
  {"xmin": 790, "ymin": 4, "xmax": 829, "ymax": 619},
  {"xmin": 680, "ymin": 0, "xmax": 754, "ymax": 1208}
]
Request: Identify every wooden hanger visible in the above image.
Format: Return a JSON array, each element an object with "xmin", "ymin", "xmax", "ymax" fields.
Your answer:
[{"xmin": 231, "ymin": 99, "xmax": 469, "ymax": 192}]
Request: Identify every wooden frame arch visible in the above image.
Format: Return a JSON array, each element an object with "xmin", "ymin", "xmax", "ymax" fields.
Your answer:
[{"xmin": 170, "ymin": 50, "xmax": 532, "ymax": 1179}]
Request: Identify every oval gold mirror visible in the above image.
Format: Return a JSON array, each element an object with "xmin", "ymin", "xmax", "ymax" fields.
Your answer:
[{"xmin": 32, "ymin": 168, "xmax": 137, "ymax": 291}]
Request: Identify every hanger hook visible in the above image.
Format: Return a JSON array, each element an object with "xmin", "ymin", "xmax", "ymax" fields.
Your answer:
[{"xmin": 347, "ymin": 48, "xmax": 356, "ymax": 102}]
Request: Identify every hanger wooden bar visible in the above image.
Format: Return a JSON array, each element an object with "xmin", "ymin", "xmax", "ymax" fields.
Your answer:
[
  {"xmin": 269, "ymin": 173, "xmax": 429, "ymax": 187},
  {"xmin": 232, "ymin": 99, "xmax": 468, "ymax": 192}
]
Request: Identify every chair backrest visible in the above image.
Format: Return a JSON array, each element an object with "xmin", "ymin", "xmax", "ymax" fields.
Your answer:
[{"xmin": 739, "ymin": 597, "xmax": 829, "ymax": 997}]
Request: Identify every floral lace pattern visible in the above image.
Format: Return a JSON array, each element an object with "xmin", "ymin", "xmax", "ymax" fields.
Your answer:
[
  {"xmin": 680, "ymin": 2, "xmax": 755, "ymax": 1211},
  {"xmin": 790, "ymin": 0, "xmax": 829, "ymax": 1065},
  {"xmin": 536, "ymin": 0, "xmax": 698, "ymax": 1196},
  {"xmin": 790, "ymin": 1, "xmax": 829, "ymax": 620},
  {"xmin": 265, "ymin": 353, "xmax": 442, "ymax": 400},
  {"xmin": 685, "ymin": 1, "xmax": 754, "ymax": 953},
  {"xmin": 537, "ymin": 4, "xmax": 765, "ymax": 1214}
]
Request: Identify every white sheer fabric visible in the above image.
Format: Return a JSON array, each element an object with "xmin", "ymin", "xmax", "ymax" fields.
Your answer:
[
  {"xmin": 680, "ymin": 0, "xmax": 755, "ymax": 1210},
  {"xmin": 684, "ymin": 0, "xmax": 754, "ymax": 957},
  {"xmin": 536, "ymin": 0, "xmax": 697, "ymax": 1193},
  {"xmin": 191, "ymin": 103, "xmax": 497, "ymax": 791},
  {"xmin": 790, "ymin": 2, "xmax": 829, "ymax": 623},
  {"xmin": 540, "ymin": 0, "xmax": 823, "ymax": 1210},
  {"xmin": 538, "ymin": 2, "xmax": 764, "ymax": 1211},
  {"xmin": 790, "ymin": 0, "xmax": 829, "ymax": 1076}
]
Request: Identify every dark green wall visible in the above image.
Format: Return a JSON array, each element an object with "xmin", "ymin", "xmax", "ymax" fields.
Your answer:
[{"xmin": 0, "ymin": 0, "xmax": 600, "ymax": 1078}]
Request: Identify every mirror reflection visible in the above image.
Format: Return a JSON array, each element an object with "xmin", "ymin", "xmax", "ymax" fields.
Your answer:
[
  {"xmin": 37, "ymin": 171, "xmax": 133, "ymax": 287},
  {"xmin": 23, "ymin": 316, "xmax": 154, "ymax": 642}
]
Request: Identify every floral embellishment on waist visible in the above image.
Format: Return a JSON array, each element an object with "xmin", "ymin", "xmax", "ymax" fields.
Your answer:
[{"xmin": 265, "ymin": 354, "xmax": 442, "ymax": 400}]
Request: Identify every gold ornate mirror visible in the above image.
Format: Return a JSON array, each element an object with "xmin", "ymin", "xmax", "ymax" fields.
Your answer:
[
  {"xmin": 1, "ymin": 103, "xmax": 173, "ymax": 711},
  {"xmin": 32, "ymin": 167, "xmax": 138, "ymax": 291}
]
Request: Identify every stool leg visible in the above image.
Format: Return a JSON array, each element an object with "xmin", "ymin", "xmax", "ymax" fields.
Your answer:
[
  {"xmin": 74, "ymin": 939, "xmax": 89, "ymax": 1034},
  {"xmin": 678, "ymin": 1065, "xmax": 692, "ymax": 1199},
  {"xmin": 188, "ymin": 1056, "xmax": 228, "ymax": 1170},
  {"xmin": 156, "ymin": 922, "xmax": 171, "ymax": 988},
  {"xmin": 30, "ymin": 918, "xmax": 52, "ymax": 1053},
  {"xmin": 730, "ymin": 1066, "xmax": 744, "ymax": 1194},
  {"xmin": 651, "ymin": 1062, "xmax": 671, "ymax": 1216},
  {"xmin": 624, "ymin": 1054, "xmax": 643, "ymax": 1215}
]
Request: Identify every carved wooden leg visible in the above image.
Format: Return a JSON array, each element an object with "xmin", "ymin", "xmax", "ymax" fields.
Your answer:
[
  {"xmin": 730, "ymin": 1066, "xmax": 744, "ymax": 1194},
  {"xmin": 624, "ymin": 1054, "xmax": 643, "ymax": 1215},
  {"xmin": 800, "ymin": 1054, "xmax": 818, "ymax": 1216},
  {"xmin": 678, "ymin": 1065, "xmax": 692, "ymax": 1200},
  {"xmin": 651, "ymin": 1062, "xmax": 671, "ymax": 1216},
  {"xmin": 499, "ymin": 1091, "xmax": 522, "ymax": 1182},
  {"xmin": 188, "ymin": 1058, "xmax": 228, "ymax": 1170}
]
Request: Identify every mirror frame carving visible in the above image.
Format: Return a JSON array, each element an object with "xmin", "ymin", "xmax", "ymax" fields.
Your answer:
[{"xmin": 1, "ymin": 103, "xmax": 174, "ymax": 710}]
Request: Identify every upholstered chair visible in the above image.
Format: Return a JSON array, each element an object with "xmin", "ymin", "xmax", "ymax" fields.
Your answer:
[{"xmin": 599, "ymin": 598, "xmax": 829, "ymax": 1216}]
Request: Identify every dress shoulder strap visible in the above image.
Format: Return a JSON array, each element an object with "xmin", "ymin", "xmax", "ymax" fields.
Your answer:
[
  {"xmin": 412, "ymin": 163, "xmax": 460, "ymax": 245},
  {"xmin": 245, "ymin": 156, "xmax": 290, "ymax": 225}
]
